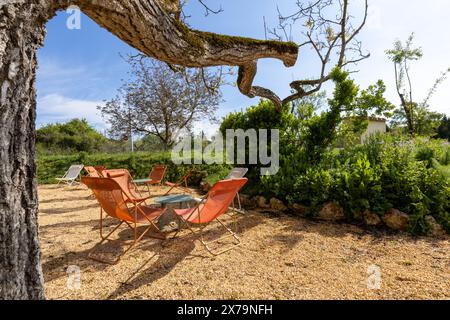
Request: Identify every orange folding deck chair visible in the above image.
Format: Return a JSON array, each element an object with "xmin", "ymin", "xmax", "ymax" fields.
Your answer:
[
  {"xmin": 104, "ymin": 169, "xmax": 146, "ymax": 203},
  {"xmin": 84, "ymin": 166, "xmax": 101, "ymax": 177},
  {"xmin": 170, "ymin": 178, "xmax": 248, "ymax": 256},
  {"xmin": 164, "ymin": 170, "xmax": 193, "ymax": 195},
  {"xmin": 82, "ymin": 177, "xmax": 165, "ymax": 264},
  {"xmin": 84, "ymin": 166, "xmax": 102, "ymax": 198},
  {"xmin": 94, "ymin": 166, "xmax": 107, "ymax": 177},
  {"xmin": 133, "ymin": 165, "xmax": 167, "ymax": 193}
]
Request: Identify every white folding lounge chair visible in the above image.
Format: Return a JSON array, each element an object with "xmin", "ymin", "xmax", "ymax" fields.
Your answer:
[
  {"xmin": 225, "ymin": 168, "xmax": 248, "ymax": 214},
  {"xmin": 194, "ymin": 167, "xmax": 249, "ymax": 213},
  {"xmin": 225, "ymin": 167, "xmax": 249, "ymax": 180},
  {"xmin": 56, "ymin": 164, "xmax": 84, "ymax": 186}
]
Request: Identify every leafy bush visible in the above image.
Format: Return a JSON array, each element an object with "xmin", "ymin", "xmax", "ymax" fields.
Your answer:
[
  {"xmin": 220, "ymin": 99, "xmax": 295, "ymax": 190},
  {"xmin": 260, "ymin": 134, "xmax": 450, "ymax": 235}
]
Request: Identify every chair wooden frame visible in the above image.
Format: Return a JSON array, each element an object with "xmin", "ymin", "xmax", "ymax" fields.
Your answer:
[{"xmin": 82, "ymin": 177, "xmax": 166, "ymax": 265}]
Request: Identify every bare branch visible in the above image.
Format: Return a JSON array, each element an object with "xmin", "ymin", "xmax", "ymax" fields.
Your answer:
[{"xmin": 267, "ymin": 0, "xmax": 370, "ymax": 106}]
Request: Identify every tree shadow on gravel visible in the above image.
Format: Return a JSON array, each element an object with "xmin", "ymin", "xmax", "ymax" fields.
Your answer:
[
  {"xmin": 39, "ymin": 195, "xmax": 93, "ymax": 204},
  {"xmin": 106, "ymin": 213, "xmax": 265, "ymax": 299},
  {"xmin": 39, "ymin": 203, "xmax": 99, "ymax": 215}
]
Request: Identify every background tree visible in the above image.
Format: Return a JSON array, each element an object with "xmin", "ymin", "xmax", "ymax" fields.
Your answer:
[
  {"xmin": 0, "ymin": 0, "xmax": 297, "ymax": 299},
  {"xmin": 265, "ymin": 0, "xmax": 370, "ymax": 108},
  {"xmin": 386, "ymin": 33, "xmax": 449, "ymax": 136},
  {"xmin": 98, "ymin": 56, "xmax": 222, "ymax": 150},
  {"xmin": 37, "ymin": 119, "xmax": 107, "ymax": 154},
  {"xmin": 221, "ymin": 68, "xmax": 394, "ymax": 168},
  {"xmin": 436, "ymin": 116, "xmax": 450, "ymax": 141}
]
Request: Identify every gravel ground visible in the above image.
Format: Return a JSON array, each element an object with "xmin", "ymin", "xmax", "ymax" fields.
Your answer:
[{"xmin": 38, "ymin": 184, "xmax": 450, "ymax": 300}]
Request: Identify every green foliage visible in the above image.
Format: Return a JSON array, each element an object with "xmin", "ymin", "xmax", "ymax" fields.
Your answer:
[
  {"xmin": 386, "ymin": 33, "xmax": 423, "ymax": 65},
  {"xmin": 220, "ymin": 99, "xmax": 293, "ymax": 132},
  {"xmin": 37, "ymin": 119, "xmax": 107, "ymax": 155},
  {"xmin": 260, "ymin": 134, "xmax": 450, "ymax": 235},
  {"xmin": 220, "ymin": 99, "xmax": 295, "ymax": 187},
  {"xmin": 436, "ymin": 116, "xmax": 450, "ymax": 141},
  {"xmin": 353, "ymin": 80, "xmax": 396, "ymax": 118},
  {"xmin": 217, "ymin": 67, "xmax": 449, "ymax": 235},
  {"xmin": 37, "ymin": 151, "xmax": 230, "ymax": 186}
]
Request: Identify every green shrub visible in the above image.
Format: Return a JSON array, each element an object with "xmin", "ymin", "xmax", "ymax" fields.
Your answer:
[{"xmin": 259, "ymin": 134, "xmax": 450, "ymax": 235}]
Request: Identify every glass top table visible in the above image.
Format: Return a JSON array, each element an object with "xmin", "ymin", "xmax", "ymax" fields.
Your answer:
[
  {"xmin": 154, "ymin": 194, "xmax": 193, "ymax": 206},
  {"xmin": 154, "ymin": 194, "xmax": 194, "ymax": 232}
]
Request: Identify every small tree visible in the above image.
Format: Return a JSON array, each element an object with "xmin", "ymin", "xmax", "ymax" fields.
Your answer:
[
  {"xmin": 435, "ymin": 116, "xmax": 450, "ymax": 142},
  {"xmin": 386, "ymin": 33, "xmax": 449, "ymax": 136},
  {"xmin": 98, "ymin": 56, "xmax": 223, "ymax": 150},
  {"xmin": 266, "ymin": 0, "xmax": 370, "ymax": 108}
]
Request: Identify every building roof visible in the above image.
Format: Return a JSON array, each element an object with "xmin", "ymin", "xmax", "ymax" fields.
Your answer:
[{"xmin": 343, "ymin": 116, "xmax": 387, "ymax": 123}]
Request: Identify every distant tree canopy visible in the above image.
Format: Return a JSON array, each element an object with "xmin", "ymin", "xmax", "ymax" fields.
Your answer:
[
  {"xmin": 98, "ymin": 56, "xmax": 223, "ymax": 150},
  {"xmin": 436, "ymin": 116, "xmax": 450, "ymax": 141},
  {"xmin": 386, "ymin": 33, "xmax": 449, "ymax": 136},
  {"xmin": 37, "ymin": 119, "xmax": 107, "ymax": 154}
]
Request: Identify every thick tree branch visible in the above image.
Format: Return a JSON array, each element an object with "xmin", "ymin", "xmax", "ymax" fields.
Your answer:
[{"xmin": 49, "ymin": 0, "xmax": 299, "ymax": 107}]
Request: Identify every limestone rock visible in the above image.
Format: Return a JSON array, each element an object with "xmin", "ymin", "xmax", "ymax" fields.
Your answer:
[
  {"xmin": 383, "ymin": 209, "xmax": 409, "ymax": 231},
  {"xmin": 239, "ymin": 194, "xmax": 256, "ymax": 209},
  {"xmin": 318, "ymin": 202, "xmax": 345, "ymax": 221},
  {"xmin": 363, "ymin": 210, "xmax": 382, "ymax": 226},
  {"xmin": 270, "ymin": 198, "xmax": 287, "ymax": 212},
  {"xmin": 290, "ymin": 203, "xmax": 308, "ymax": 216},
  {"xmin": 256, "ymin": 196, "xmax": 269, "ymax": 209},
  {"xmin": 425, "ymin": 216, "xmax": 446, "ymax": 237}
]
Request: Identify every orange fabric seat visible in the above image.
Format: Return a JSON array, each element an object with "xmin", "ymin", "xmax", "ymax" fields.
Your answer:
[
  {"xmin": 133, "ymin": 206, "xmax": 163, "ymax": 224},
  {"xmin": 84, "ymin": 166, "xmax": 101, "ymax": 177},
  {"xmin": 82, "ymin": 176, "xmax": 165, "ymax": 264},
  {"xmin": 171, "ymin": 178, "xmax": 248, "ymax": 255},
  {"xmin": 104, "ymin": 169, "xmax": 145, "ymax": 202},
  {"xmin": 147, "ymin": 165, "xmax": 167, "ymax": 185}
]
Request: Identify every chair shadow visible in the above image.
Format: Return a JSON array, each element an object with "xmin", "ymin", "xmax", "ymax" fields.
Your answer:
[
  {"xmin": 42, "ymin": 185, "xmax": 86, "ymax": 191},
  {"xmin": 105, "ymin": 213, "xmax": 265, "ymax": 299},
  {"xmin": 41, "ymin": 224, "xmax": 165, "ymax": 283}
]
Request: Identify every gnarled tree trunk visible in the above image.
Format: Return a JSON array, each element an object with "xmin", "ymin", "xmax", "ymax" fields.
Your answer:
[
  {"xmin": 0, "ymin": 0, "xmax": 298, "ymax": 299},
  {"xmin": 0, "ymin": 2, "xmax": 51, "ymax": 300}
]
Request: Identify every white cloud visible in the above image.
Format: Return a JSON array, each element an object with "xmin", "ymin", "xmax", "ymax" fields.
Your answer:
[
  {"xmin": 191, "ymin": 119, "xmax": 221, "ymax": 140},
  {"xmin": 37, "ymin": 94, "xmax": 106, "ymax": 130}
]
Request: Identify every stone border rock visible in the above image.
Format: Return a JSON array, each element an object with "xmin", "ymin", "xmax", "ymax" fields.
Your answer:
[{"xmin": 238, "ymin": 195, "xmax": 447, "ymax": 238}]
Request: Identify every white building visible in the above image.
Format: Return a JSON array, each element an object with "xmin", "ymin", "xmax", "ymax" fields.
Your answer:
[
  {"xmin": 360, "ymin": 117, "xmax": 387, "ymax": 143},
  {"xmin": 342, "ymin": 117, "xmax": 387, "ymax": 144}
]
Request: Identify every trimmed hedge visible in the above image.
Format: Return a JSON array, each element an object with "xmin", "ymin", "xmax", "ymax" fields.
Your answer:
[{"xmin": 37, "ymin": 151, "xmax": 231, "ymax": 186}]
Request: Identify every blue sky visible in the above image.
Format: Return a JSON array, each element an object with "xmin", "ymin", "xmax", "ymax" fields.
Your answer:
[{"xmin": 37, "ymin": 0, "xmax": 450, "ymax": 136}]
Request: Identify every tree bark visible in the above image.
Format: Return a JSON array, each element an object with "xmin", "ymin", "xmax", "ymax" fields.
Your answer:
[
  {"xmin": 0, "ymin": 0, "xmax": 298, "ymax": 299},
  {"xmin": 0, "ymin": 2, "xmax": 53, "ymax": 300}
]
